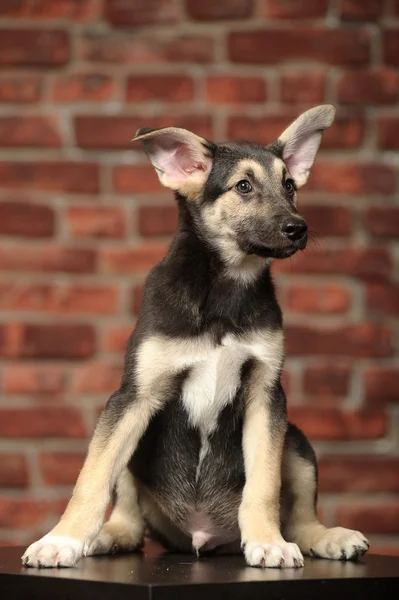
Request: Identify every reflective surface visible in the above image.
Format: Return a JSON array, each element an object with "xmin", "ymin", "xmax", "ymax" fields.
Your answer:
[{"xmin": 0, "ymin": 541, "xmax": 398, "ymax": 599}]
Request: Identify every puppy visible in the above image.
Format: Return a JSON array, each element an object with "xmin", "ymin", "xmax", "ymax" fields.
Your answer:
[{"xmin": 23, "ymin": 105, "xmax": 369, "ymax": 569}]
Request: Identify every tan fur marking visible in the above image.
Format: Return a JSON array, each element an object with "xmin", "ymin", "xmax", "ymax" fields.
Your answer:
[
  {"xmin": 158, "ymin": 170, "xmax": 208, "ymax": 202},
  {"xmin": 282, "ymin": 447, "xmax": 369, "ymax": 559},
  {"xmin": 226, "ymin": 159, "xmax": 267, "ymax": 189},
  {"xmin": 201, "ymin": 159, "xmax": 274, "ymax": 275},
  {"xmin": 239, "ymin": 362, "xmax": 287, "ymax": 546},
  {"xmin": 274, "ymin": 156, "xmax": 297, "ymax": 206},
  {"xmin": 273, "ymin": 156, "xmax": 285, "ymax": 179},
  {"xmin": 42, "ymin": 333, "xmax": 212, "ymax": 546},
  {"xmin": 282, "ymin": 452, "xmax": 323, "ymax": 548},
  {"xmin": 50, "ymin": 399, "xmax": 161, "ymax": 543},
  {"xmin": 88, "ymin": 469, "xmax": 145, "ymax": 555}
]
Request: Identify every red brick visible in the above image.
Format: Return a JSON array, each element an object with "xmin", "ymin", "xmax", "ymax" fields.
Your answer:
[
  {"xmin": 0, "ymin": 0, "xmax": 99, "ymax": 21},
  {"xmin": 285, "ymin": 323, "xmax": 393, "ymax": 358},
  {"xmin": 280, "ymin": 72, "xmax": 325, "ymax": 104},
  {"xmin": 130, "ymin": 284, "xmax": 144, "ymax": 316},
  {"xmin": 71, "ymin": 361, "xmax": 123, "ymax": 393},
  {"xmin": 138, "ymin": 205, "xmax": 177, "ymax": 236},
  {"xmin": 308, "ymin": 163, "xmax": 396, "ymax": 195},
  {"xmin": 66, "ymin": 207, "xmax": 126, "ymax": 239},
  {"xmin": 0, "ymin": 116, "xmax": 61, "ymax": 148},
  {"xmin": 365, "ymin": 368, "xmax": 399, "ymax": 405},
  {"xmin": 0, "ymin": 201, "xmax": 54, "ymax": 237},
  {"xmin": 319, "ymin": 457, "xmax": 399, "ymax": 493},
  {"xmin": 78, "ymin": 34, "xmax": 214, "ymax": 64},
  {"xmin": 1, "ymin": 364, "xmax": 67, "ymax": 395},
  {"xmin": 0, "ymin": 497, "xmax": 66, "ymax": 529},
  {"xmin": 0, "ymin": 244, "xmax": 96, "ymax": 273},
  {"xmin": 366, "ymin": 283, "xmax": 399, "ymax": 317},
  {"xmin": 153, "ymin": 36, "xmax": 214, "ymax": 63},
  {"xmin": 228, "ymin": 115, "xmax": 365, "ymax": 149},
  {"xmin": 113, "ymin": 164, "xmax": 162, "ymax": 194},
  {"xmin": 205, "ymin": 75, "xmax": 267, "ymax": 104},
  {"xmin": 76, "ymin": 115, "xmax": 212, "ymax": 150},
  {"xmin": 0, "ymin": 76, "xmax": 41, "ymax": 103},
  {"xmin": 186, "ymin": 0, "xmax": 253, "ymax": 20},
  {"xmin": 0, "ymin": 454, "xmax": 29, "ymax": 488},
  {"xmin": 383, "ymin": 29, "xmax": 399, "ymax": 67},
  {"xmin": 301, "ymin": 205, "xmax": 353, "ymax": 237},
  {"xmin": 0, "ymin": 282, "xmax": 118, "ymax": 315},
  {"xmin": 0, "ymin": 323, "xmax": 95, "ymax": 359},
  {"xmin": 339, "ymin": 0, "xmax": 383, "ymax": 20},
  {"xmin": 126, "ymin": 75, "xmax": 194, "ymax": 103},
  {"xmin": 365, "ymin": 206, "xmax": 399, "ymax": 237},
  {"xmin": 0, "ymin": 29, "xmax": 69, "ymax": 66},
  {"xmin": 378, "ymin": 117, "xmax": 399, "ymax": 149},
  {"xmin": 288, "ymin": 407, "xmax": 386, "ymax": 440},
  {"xmin": 337, "ymin": 503, "xmax": 399, "ymax": 535},
  {"xmin": 308, "ymin": 116, "xmax": 366, "ymax": 148},
  {"xmin": 52, "ymin": 74, "xmax": 115, "ymax": 102},
  {"xmin": 0, "ymin": 0, "xmax": 28, "ymax": 17},
  {"xmin": 0, "ymin": 162, "xmax": 99, "ymax": 194},
  {"xmin": 303, "ymin": 363, "xmax": 351, "ymax": 396},
  {"xmin": 338, "ymin": 68, "xmax": 399, "ymax": 105},
  {"xmin": 105, "ymin": 0, "xmax": 178, "ymax": 25},
  {"xmin": 39, "ymin": 453, "xmax": 85, "ymax": 486},
  {"xmin": 286, "ymin": 283, "xmax": 351, "ymax": 314},
  {"xmin": 100, "ymin": 245, "xmax": 167, "ymax": 274},
  {"xmin": 264, "ymin": 0, "xmax": 327, "ymax": 18},
  {"xmin": 102, "ymin": 325, "xmax": 132, "ymax": 353},
  {"xmin": 274, "ymin": 247, "xmax": 392, "ymax": 280},
  {"xmin": 229, "ymin": 28, "xmax": 370, "ymax": 66},
  {"xmin": 0, "ymin": 408, "xmax": 87, "ymax": 438}
]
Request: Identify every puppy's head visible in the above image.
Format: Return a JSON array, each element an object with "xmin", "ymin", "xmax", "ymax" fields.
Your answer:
[{"xmin": 133, "ymin": 105, "xmax": 335, "ymax": 266}]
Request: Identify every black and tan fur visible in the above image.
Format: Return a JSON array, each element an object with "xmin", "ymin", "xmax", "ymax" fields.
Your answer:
[{"xmin": 23, "ymin": 105, "xmax": 369, "ymax": 569}]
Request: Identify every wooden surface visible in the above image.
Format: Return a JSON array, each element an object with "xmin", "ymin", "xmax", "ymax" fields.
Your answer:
[{"xmin": 0, "ymin": 542, "xmax": 398, "ymax": 599}]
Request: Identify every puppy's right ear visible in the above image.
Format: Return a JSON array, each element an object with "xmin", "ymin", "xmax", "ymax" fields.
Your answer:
[{"xmin": 132, "ymin": 127, "xmax": 215, "ymax": 200}]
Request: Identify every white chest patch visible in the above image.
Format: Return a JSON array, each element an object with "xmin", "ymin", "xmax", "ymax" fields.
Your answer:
[
  {"xmin": 136, "ymin": 329, "xmax": 284, "ymax": 477},
  {"xmin": 181, "ymin": 338, "xmax": 248, "ymax": 437},
  {"xmin": 181, "ymin": 335, "xmax": 251, "ymax": 480}
]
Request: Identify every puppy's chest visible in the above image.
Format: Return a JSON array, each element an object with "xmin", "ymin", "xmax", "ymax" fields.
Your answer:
[{"xmin": 181, "ymin": 340, "xmax": 248, "ymax": 437}]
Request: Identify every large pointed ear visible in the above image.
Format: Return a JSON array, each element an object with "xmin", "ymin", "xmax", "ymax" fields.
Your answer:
[
  {"xmin": 277, "ymin": 105, "xmax": 335, "ymax": 188},
  {"xmin": 132, "ymin": 127, "xmax": 215, "ymax": 200}
]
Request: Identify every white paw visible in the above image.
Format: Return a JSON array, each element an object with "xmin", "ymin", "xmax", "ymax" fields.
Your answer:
[
  {"xmin": 22, "ymin": 535, "xmax": 85, "ymax": 568},
  {"xmin": 245, "ymin": 541, "xmax": 304, "ymax": 568},
  {"xmin": 309, "ymin": 527, "xmax": 369, "ymax": 561}
]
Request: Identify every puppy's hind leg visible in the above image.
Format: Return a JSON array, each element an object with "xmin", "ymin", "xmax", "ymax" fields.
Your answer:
[
  {"xmin": 282, "ymin": 423, "xmax": 370, "ymax": 561},
  {"xmin": 88, "ymin": 468, "xmax": 145, "ymax": 556}
]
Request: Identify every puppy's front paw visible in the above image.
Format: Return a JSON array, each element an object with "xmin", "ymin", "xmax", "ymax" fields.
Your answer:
[
  {"xmin": 244, "ymin": 541, "xmax": 304, "ymax": 568},
  {"xmin": 22, "ymin": 535, "xmax": 85, "ymax": 568},
  {"xmin": 309, "ymin": 527, "xmax": 369, "ymax": 561}
]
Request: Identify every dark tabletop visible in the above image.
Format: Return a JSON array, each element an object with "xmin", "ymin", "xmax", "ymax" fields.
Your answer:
[{"xmin": 0, "ymin": 542, "xmax": 398, "ymax": 599}]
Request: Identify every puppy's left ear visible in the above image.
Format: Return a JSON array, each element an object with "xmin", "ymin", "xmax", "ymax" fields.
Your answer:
[
  {"xmin": 277, "ymin": 104, "xmax": 335, "ymax": 188},
  {"xmin": 133, "ymin": 127, "xmax": 215, "ymax": 199}
]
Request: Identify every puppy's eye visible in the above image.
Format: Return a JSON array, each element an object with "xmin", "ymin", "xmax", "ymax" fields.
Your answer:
[
  {"xmin": 285, "ymin": 178, "xmax": 295, "ymax": 196},
  {"xmin": 236, "ymin": 180, "xmax": 252, "ymax": 194}
]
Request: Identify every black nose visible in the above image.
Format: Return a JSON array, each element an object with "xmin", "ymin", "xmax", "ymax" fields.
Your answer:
[{"xmin": 281, "ymin": 219, "xmax": 308, "ymax": 241}]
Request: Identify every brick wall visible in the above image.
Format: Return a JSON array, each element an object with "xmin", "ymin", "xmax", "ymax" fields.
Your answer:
[{"xmin": 0, "ymin": 0, "xmax": 398, "ymax": 555}]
